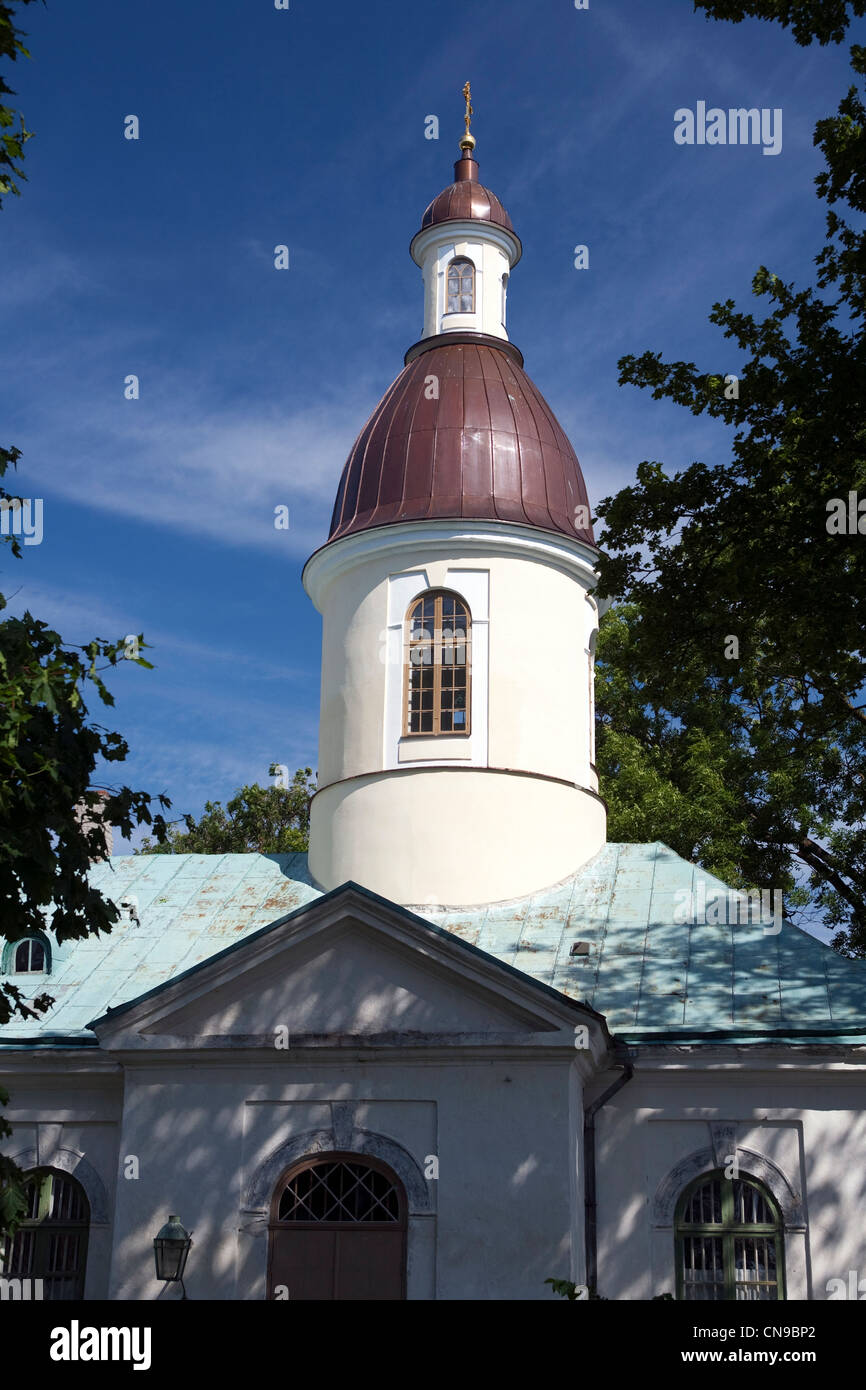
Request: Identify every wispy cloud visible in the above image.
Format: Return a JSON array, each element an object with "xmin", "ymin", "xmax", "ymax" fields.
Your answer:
[{"xmin": 7, "ymin": 385, "xmax": 373, "ymax": 555}]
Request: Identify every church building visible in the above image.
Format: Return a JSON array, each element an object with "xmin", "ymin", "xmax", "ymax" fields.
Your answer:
[{"xmin": 3, "ymin": 104, "xmax": 866, "ymax": 1303}]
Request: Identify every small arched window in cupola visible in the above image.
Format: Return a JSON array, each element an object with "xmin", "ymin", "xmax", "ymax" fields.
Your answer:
[
  {"xmin": 2, "ymin": 932, "xmax": 51, "ymax": 975},
  {"xmin": 446, "ymin": 257, "xmax": 475, "ymax": 314},
  {"xmin": 404, "ymin": 590, "xmax": 471, "ymax": 736}
]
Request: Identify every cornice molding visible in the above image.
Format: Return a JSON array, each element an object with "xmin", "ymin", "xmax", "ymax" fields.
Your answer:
[
  {"xmin": 303, "ymin": 518, "xmax": 599, "ymax": 607},
  {"xmin": 409, "ymin": 217, "xmax": 522, "ymax": 268}
]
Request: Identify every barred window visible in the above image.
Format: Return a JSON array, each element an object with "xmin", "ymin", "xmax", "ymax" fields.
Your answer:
[
  {"xmin": 276, "ymin": 1160, "xmax": 401, "ymax": 1223},
  {"xmin": 0, "ymin": 1169, "xmax": 90, "ymax": 1300},
  {"xmin": 675, "ymin": 1170, "xmax": 784, "ymax": 1301},
  {"xmin": 446, "ymin": 258, "xmax": 475, "ymax": 314},
  {"xmin": 403, "ymin": 590, "xmax": 471, "ymax": 736}
]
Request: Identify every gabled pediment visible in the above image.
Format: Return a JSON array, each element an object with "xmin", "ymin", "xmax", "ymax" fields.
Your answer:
[{"xmin": 89, "ymin": 884, "xmax": 608, "ymax": 1057}]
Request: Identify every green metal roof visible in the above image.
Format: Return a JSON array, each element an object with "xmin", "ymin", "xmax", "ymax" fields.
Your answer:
[
  {"xmin": 425, "ymin": 842, "xmax": 866, "ymax": 1043},
  {"xmin": 2, "ymin": 843, "xmax": 865, "ymax": 1046},
  {"xmin": 0, "ymin": 852, "xmax": 319, "ymax": 1041}
]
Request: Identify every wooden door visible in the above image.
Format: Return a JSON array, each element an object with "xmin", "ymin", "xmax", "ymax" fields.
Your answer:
[{"xmin": 267, "ymin": 1153, "xmax": 407, "ymax": 1301}]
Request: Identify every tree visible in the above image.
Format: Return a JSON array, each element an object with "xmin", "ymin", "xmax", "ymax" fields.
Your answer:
[
  {"xmin": 693, "ymin": 1, "xmax": 865, "ymax": 48},
  {"xmin": 139, "ymin": 767, "xmax": 316, "ymax": 855},
  {"xmin": 595, "ymin": 10, "xmax": 866, "ymax": 949},
  {"xmin": 596, "ymin": 604, "xmax": 820, "ymax": 927},
  {"xmin": 0, "ymin": 0, "xmax": 39, "ymax": 205},
  {"xmin": 0, "ymin": 594, "xmax": 172, "ymax": 1022}
]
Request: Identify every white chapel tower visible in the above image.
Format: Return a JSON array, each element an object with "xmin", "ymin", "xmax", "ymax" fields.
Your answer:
[{"xmin": 304, "ymin": 94, "xmax": 605, "ymax": 906}]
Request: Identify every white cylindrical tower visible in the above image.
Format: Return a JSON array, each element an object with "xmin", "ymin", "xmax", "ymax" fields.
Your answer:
[{"xmin": 304, "ymin": 121, "xmax": 605, "ymax": 908}]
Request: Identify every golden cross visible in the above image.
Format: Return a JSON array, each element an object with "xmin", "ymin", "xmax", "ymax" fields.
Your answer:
[{"xmin": 462, "ymin": 81, "xmax": 473, "ymax": 137}]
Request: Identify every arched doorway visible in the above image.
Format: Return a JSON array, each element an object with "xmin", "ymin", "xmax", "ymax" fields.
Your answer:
[{"xmin": 267, "ymin": 1152, "xmax": 407, "ymax": 1300}]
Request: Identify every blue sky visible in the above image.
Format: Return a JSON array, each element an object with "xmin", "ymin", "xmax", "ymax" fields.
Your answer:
[{"xmin": 0, "ymin": 0, "xmax": 857, "ymax": 846}]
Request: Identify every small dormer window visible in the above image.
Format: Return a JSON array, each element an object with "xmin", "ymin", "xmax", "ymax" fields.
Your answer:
[
  {"xmin": 10, "ymin": 936, "xmax": 49, "ymax": 974},
  {"xmin": 447, "ymin": 258, "xmax": 475, "ymax": 314}
]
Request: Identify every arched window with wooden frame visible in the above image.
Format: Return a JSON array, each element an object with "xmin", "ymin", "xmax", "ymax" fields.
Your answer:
[
  {"xmin": 675, "ymin": 1169, "xmax": 784, "ymax": 1301},
  {"xmin": 446, "ymin": 257, "xmax": 475, "ymax": 314},
  {"xmin": 404, "ymin": 589, "xmax": 471, "ymax": 736},
  {"xmin": 0, "ymin": 1168, "xmax": 90, "ymax": 1300},
  {"xmin": 267, "ymin": 1153, "xmax": 407, "ymax": 1301}
]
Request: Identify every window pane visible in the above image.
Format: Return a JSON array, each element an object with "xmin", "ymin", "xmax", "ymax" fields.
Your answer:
[
  {"xmin": 404, "ymin": 591, "xmax": 471, "ymax": 736},
  {"xmin": 681, "ymin": 1236, "xmax": 725, "ymax": 1301},
  {"xmin": 678, "ymin": 1174, "xmax": 782, "ymax": 1302},
  {"xmin": 733, "ymin": 1180, "xmax": 772, "ymax": 1225},
  {"xmin": 734, "ymin": 1237, "xmax": 778, "ymax": 1300},
  {"xmin": 447, "ymin": 262, "xmax": 474, "ymax": 313},
  {"xmin": 684, "ymin": 1179, "xmax": 722, "ymax": 1225},
  {"xmin": 1, "ymin": 1228, "xmax": 35, "ymax": 1277},
  {"xmin": 6, "ymin": 1171, "xmax": 89, "ymax": 1300},
  {"xmin": 49, "ymin": 1176, "xmax": 87, "ymax": 1224}
]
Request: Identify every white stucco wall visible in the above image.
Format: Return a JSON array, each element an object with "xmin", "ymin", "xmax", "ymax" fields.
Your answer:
[
  {"xmin": 590, "ymin": 1050, "xmax": 866, "ymax": 1302},
  {"xmin": 0, "ymin": 892, "xmax": 604, "ymax": 1302},
  {"xmin": 5, "ymin": 1041, "xmax": 866, "ymax": 1301},
  {"xmin": 310, "ymin": 769, "xmax": 605, "ymax": 907},
  {"xmin": 102, "ymin": 1054, "xmax": 582, "ymax": 1302},
  {"xmin": 304, "ymin": 521, "xmax": 604, "ymax": 905},
  {"xmin": 0, "ymin": 1061, "xmax": 122, "ymax": 1300}
]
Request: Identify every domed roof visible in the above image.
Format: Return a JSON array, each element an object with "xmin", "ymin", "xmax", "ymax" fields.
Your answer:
[
  {"xmin": 419, "ymin": 151, "xmax": 516, "ymax": 236},
  {"xmin": 328, "ymin": 336, "xmax": 595, "ymax": 547}
]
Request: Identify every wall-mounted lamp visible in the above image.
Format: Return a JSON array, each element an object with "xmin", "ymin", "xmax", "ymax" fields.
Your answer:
[{"xmin": 153, "ymin": 1214, "xmax": 192, "ymax": 1299}]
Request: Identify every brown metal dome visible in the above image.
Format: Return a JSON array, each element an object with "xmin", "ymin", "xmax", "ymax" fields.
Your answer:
[
  {"xmin": 418, "ymin": 151, "xmax": 517, "ymax": 241},
  {"xmin": 328, "ymin": 336, "xmax": 595, "ymax": 547}
]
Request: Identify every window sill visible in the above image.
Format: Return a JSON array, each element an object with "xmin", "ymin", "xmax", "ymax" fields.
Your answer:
[{"xmin": 398, "ymin": 735, "xmax": 472, "ymax": 763}]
